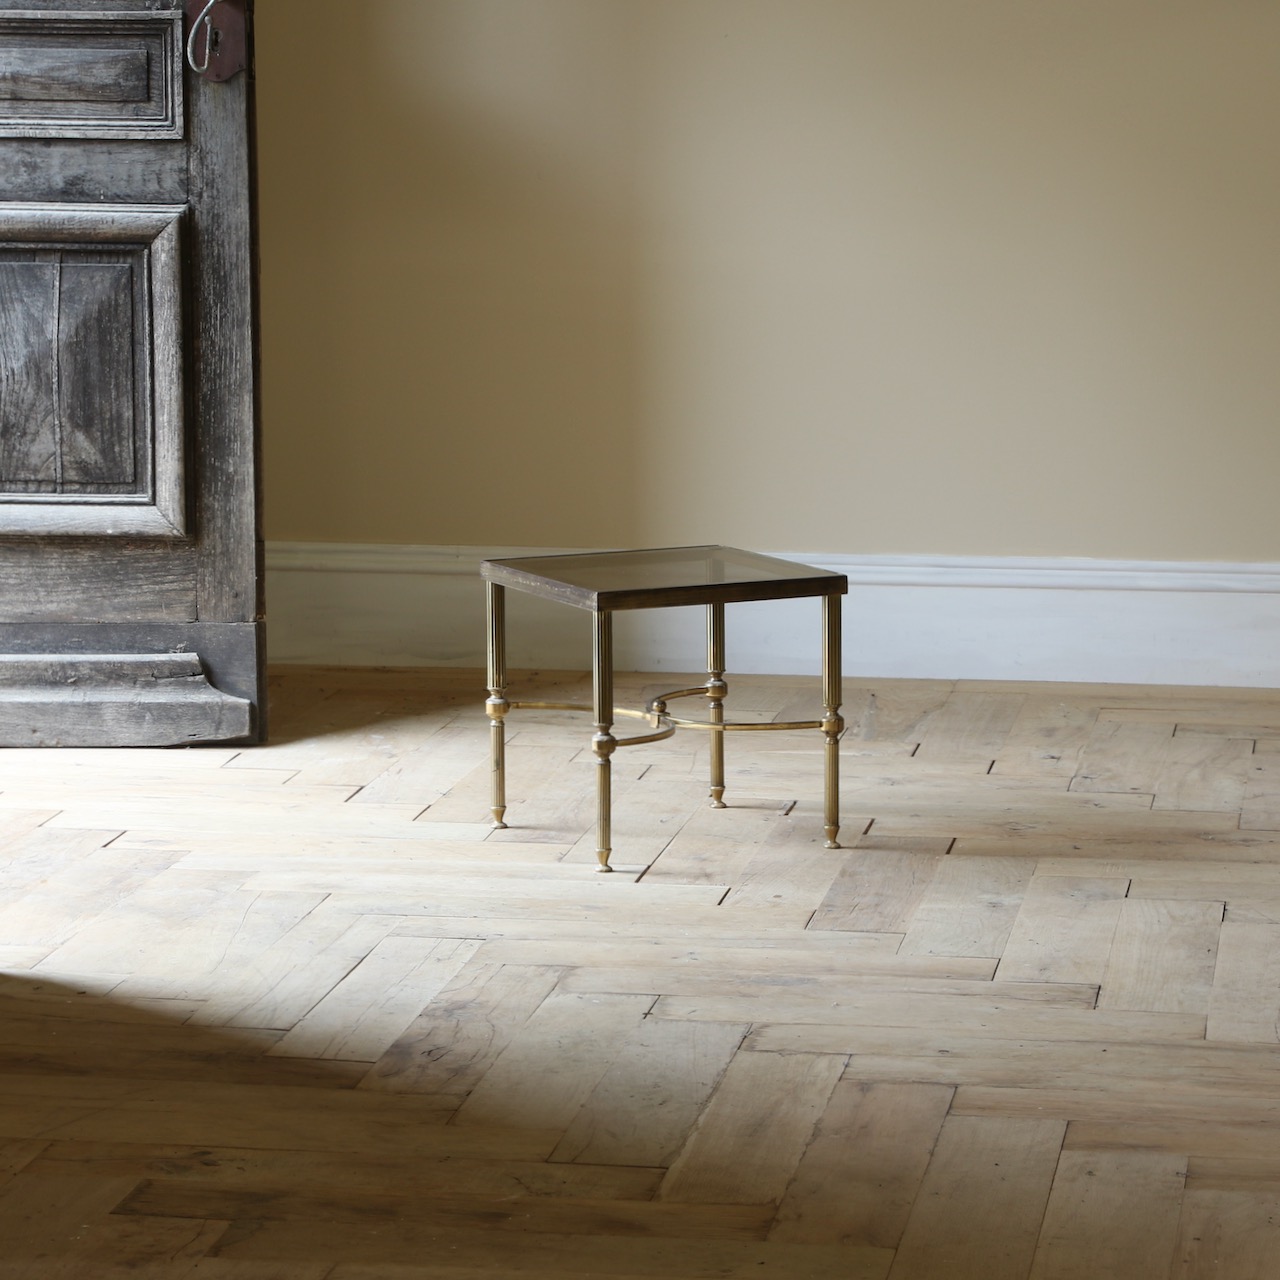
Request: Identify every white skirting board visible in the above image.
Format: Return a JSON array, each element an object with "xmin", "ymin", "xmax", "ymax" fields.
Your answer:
[{"xmin": 265, "ymin": 543, "xmax": 1280, "ymax": 688}]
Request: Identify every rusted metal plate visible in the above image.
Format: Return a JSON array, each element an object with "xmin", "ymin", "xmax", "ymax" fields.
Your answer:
[{"xmin": 185, "ymin": 0, "xmax": 247, "ymax": 83}]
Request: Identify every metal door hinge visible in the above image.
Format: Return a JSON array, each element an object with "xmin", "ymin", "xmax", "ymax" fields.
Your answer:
[{"xmin": 185, "ymin": 0, "xmax": 247, "ymax": 82}]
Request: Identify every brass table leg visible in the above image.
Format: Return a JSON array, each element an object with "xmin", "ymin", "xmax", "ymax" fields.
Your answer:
[
  {"xmin": 485, "ymin": 581, "xmax": 509, "ymax": 829},
  {"xmin": 592, "ymin": 610, "xmax": 616, "ymax": 872},
  {"xmin": 706, "ymin": 602, "xmax": 727, "ymax": 808},
  {"xmin": 822, "ymin": 593, "xmax": 844, "ymax": 848}
]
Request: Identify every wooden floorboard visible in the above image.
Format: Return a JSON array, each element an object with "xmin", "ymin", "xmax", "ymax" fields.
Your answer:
[{"xmin": 3, "ymin": 666, "xmax": 1280, "ymax": 1276}]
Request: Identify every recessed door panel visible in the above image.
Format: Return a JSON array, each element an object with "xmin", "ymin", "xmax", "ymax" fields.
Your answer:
[
  {"xmin": 0, "ymin": 11, "xmax": 183, "ymax": 138},
  {"xmin": 0, "ymin": 204, "xmax": 186, "ymax": 536}
]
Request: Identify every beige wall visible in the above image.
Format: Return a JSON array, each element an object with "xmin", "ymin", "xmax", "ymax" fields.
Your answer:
[{"xmin": 256, "ymin": 1, "xmax": 1280, "ymax": 560}]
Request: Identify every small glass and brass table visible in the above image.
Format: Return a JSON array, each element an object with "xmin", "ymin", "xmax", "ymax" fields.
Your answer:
[{"xmin": 481, "ymin": 546, "xmax": 848, "ymax": 871}]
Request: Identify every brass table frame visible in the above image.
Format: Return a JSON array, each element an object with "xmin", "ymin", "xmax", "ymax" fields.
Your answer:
[{"xmin": 481, "ymin": 546, "xmax": 848, "ymax": 872}]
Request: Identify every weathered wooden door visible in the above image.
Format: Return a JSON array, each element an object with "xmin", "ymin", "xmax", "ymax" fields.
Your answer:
[{"xmin": 0, "ymin": 0, "xmax": 263, "ymax": 745}]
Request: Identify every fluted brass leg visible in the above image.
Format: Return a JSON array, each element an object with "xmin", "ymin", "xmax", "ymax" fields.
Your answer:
[
  {"xmin": 822, "ymin": 593, "xmax": 844, "ymax": 848},
  {"xmin": 592, "ymin": 610, "xmax": 616, "ymax": 872},
  {"xmin": 706, "ymin": 602, "xmax": 727, "ymax": 808},
  {"xmin": 485, "ymin": 582, "xmax": 509, "ymax": 829}
]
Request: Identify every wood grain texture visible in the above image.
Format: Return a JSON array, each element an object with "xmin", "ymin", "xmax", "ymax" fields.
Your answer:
[
  {"xmin": 1029, "ymin": 1150, "xmax": 1186, "ymax": 1280},
  {"xmin": 0, "ymin": 0, "xmax": 261, "ymax": 741},
  {"xmin": 0, "ymin": 668, "xmax": 1278, "ymax": 1274},
  {"xmin": 888, "ymin": 1115, "xmax": 1065, "ymax": 1280},
  {"xmin": 0, "ymin": 10, "xmax": 182, "ymax": 139},
  {"xmin": 0, "ymin": 260, "xmax": 57, "ymax": 483}
]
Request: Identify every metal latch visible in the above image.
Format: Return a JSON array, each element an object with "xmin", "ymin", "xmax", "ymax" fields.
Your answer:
[{"xmin": 185, "ymin": 0, "xmax": 247, "ymax": 82}]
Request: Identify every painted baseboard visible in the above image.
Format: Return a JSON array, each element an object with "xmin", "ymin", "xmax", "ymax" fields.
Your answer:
[{"xmin": 265, "ymin": 542, "xmax": 1280, "ymax": 687}]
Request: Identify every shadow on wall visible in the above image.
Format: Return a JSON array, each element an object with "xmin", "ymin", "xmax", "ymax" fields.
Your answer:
[{"xmin": 256, "ymin": 0, "xmax": 649, "ymax": 548}]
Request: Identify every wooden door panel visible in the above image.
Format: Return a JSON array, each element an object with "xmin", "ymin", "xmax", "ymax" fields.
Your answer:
[
  {"xmin": 3, "ymin": 142, "xmax": 188, "ymax": 203},
  {"xmin": 0, "ymin": 41, "xmax": 151, "ymax": 105},
  {"xmin": 0, "ymin": 203, "xmax": 186, "ymax": 536},
  {"xmin": 0, "ymin": 0, "xmax": 262, "ymax": 746},
  {"xmin": 0, "ymin": 262, "xmax": 55, "ymax": 478},
  {"xmin": 1, "ymin": 258, "xmax": 136, "ymax": 492},
  {"xmin": 0, "ymin": 543, "xmax": 197, "ymax": 623},
  {"xmin": 0, "ymin": 10, "xmax": 183, "ymax": 138}
]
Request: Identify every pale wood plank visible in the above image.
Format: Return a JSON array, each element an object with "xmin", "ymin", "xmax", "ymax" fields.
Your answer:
[
  {"xmin": 25, "ymin": 1138, "xmax": 661, "ymax": 1202},
  {"xmin": 771, "ymin": 1080, "xmax": 953, "ymax": 1248},
  {"xmin": 718, "ymin": 821, "xmax": 861, "ymax": 913},
  {"xmin": 996, "ymin": 874, "xmax": 1130, "ymax": 984},
  {"xmin": 954, "ymin": 1086, "xmax": 1280, "ymax": 1128},
  {"xmin": 1172, "ymin": 1186, "xmax": 1280, "ymax": 1280},
  {"xmin": 244, "ymin": 871, "xmax": 725, "ymax": 908},
  {"xmin": 949, "ymin": 825, "xmax": 1280, "ymax": 861},
  {"xmin": 845, "ymin": 680, "xmax": 954, "ymax": 744},
  {"xmin": 1206, "ymin": 920, "xmax": 1280, "ymax": 1043},
  {"xmin": 112, "ymin": 831, "xmax": 570, "ymax": 869},
  {"xmin": 551, "ymin": 1018, "xmax": 749, "ymax": 1167},
  {"xmin": 1223, "ymin": 896, "xmax": 1280, "ymax": 925},
  {"xmin": 640, "ymin": 801, "xmax": 793, "ymax": 886},
  {"xmin": 887, "ymin": 1115, "xmax": 1065, "ymax": 1280},
  {"xmin": 267, "ymin": 936, "xmax": 482, "ymax": 1061},
  {"xmin": 0, "ymin": 1073, "xmax": 550, "ymax": 1158},
  {"xmin": 1151, "ymin": 732, "xmax": 1253, "ymax": 813},
  {"xmin": 355, "ymin": 722, "xmax": 496, "ymax": 809},
  {"xmin": 1071, "ymin": 717, "xmax": 1173, "ymax": 794},
  {"xmin": 214, "ymin": 1220, "xmax": 894, "ymax": 1278},
  {"xmin": 37, "ymin": 876, "xmax": 326, "ymax": 991},
  {"xmin": 660, "ymin": 1050, "xmax": 845, "ymax": 1204},
  {"xmin": 170, "ymin": 909, "xmax": 400, "ymax": 1030},
  {"xmin": 810, "ymin": 839, "xmax": 949, "ymax": 933},
  {"xmin": 472, "ymin": 933, "xmax": 908, "ymax": 971},
  {"xmin": 988, "ymin": 695, "xmax": 1099, "ymax": 778},
  {"xmin": 0, "ymin": 806, "xmax": 60, "ymax": 846},
  {"xmin": 390, "ymin": 898, "xmax": 815, "ymax": 933},
  {"xmin": 847, "ymin": 792, "xmax": 1195, "ymax": 842},
  {"xmin": 913, "ymin": 689, "xmax": 1024, "ymax": 762},
  {"xmin": 0, "ymin": 829, "xmax": 166, "ymax": 948},
  {"xmin": 1036, "ymin": 856, "xmax": 1280, "ymax": 890},
  {"xmin": 748, "ymin": 1028, "xmax": 1280, "ymax": 1096},
  {"xmin": 1066, "ymin": 1119, "xmax": 1280, "ymax": 1161},
  {"xmin": 561, "ymin": 774, "xmax": 708, "ymax": 866},
  {"xmin": 33, "ymin": 796, "xmax": 453, "ymax": 841},
  {"xmin": 361, "ymin": 962, "xmax": 565, "ymax": 1097},
  {"xmin": 742, "ymin": 1006, "xmax": 1206, "ymax": 1049},
  {"xmin": 119, "ymin": 1178, "xmax": 778, "ymax": 1239},
  {"xmin": 1028, "ymin": 1150, "xmax": 1185, "ymax": 1280},
  {"xmin": 1186, "ymin": 1156, "xmax": 1280, "ymax": 1189},
  {"xmin": 1239, "ymin": 753, "xmax": 1280, "ymax": 830},
  {"xmin": 570, "ymin": 971, "xmax": 1090, "ymax": 1006},
  {"xmin": 231, "ymin": 688, "xmax": 469, "ymax": 788},
  {"xmin": 1097, "ymin": 897, "xmax": 1223, "ymax": 1014},
  {"xmin": 452, "ymin": 991, "xmax": 654, "ymax": 1133},
  {"xmin": 898, "ymin": 856, "xmax": 1031, "ymax": 957}
]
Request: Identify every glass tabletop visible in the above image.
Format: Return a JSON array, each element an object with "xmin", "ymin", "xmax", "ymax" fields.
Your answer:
[{"xmin": 481, "ymin": 545, "xmax": 847, "ymax": 611}]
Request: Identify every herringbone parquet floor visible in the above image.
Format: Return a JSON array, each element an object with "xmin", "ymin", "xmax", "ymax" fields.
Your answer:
[{"xmin": 4, "ymin": 665, "xmax": 1280, "ymax": 1278}]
